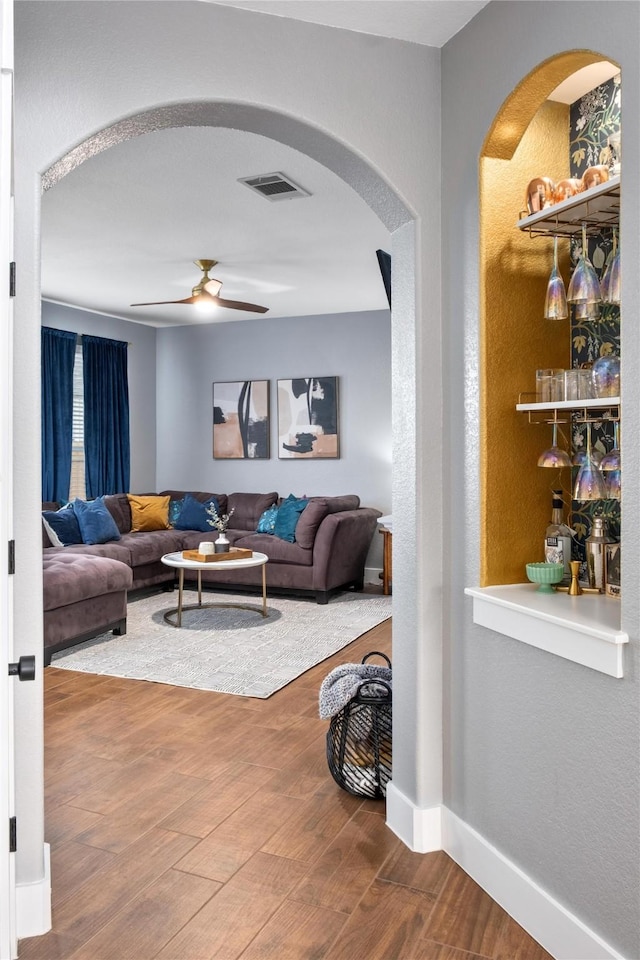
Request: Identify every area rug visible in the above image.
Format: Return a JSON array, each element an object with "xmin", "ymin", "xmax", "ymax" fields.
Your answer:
[{"xmin": 50, "ymin": 590, "xmax": 392, "ymax": 698}]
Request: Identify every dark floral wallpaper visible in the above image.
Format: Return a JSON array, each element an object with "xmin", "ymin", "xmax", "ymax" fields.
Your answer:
[{"xmin": 568, "ymin": 74, "xmax": 621, "ymax": 568}]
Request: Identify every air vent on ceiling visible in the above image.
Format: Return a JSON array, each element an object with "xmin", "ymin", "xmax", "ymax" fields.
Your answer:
[{"xmin": 238, "ymin": 172, "xmax": 311, "ymax": 202}]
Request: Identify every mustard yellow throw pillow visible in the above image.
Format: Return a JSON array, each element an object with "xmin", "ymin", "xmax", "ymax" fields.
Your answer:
[{"xmin": 127, "ymin": 494, "xmax": 171, "ymax": 532}]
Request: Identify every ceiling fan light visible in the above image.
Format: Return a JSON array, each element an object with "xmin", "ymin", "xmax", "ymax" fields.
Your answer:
[{"xmin": 194, "ymin": 298, "xmax": 219, "ymax": 315}]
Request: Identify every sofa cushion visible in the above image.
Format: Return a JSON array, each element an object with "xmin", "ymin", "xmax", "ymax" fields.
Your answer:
[
  {"xmin": 128, "ymin": 494, "xmax": 171, "ymax": 532},
  {"xmin": 103, "ymin": 494, "xmax": 133, "ymax": 534},
  {"xmin": 42, "ymin": 553, "xmax": 132, "ymax": 611},
  {"xmin": 46, "ymin": 541, "xmax": 133, "ymax": 564},
  {"xmin": 117, "ymin": 530, "xmax": 185, "ymax": 567},
  {"xmin": 42, "ymin": 505, "xmax": 83, "ymax": 547},
  {"xmin": 159, "ymin": 490, "xmax": 228, "ymax": 516},
  {"xmin": 72, "ymin": 497, "xmax": 122, "ymax": 545},
  {"xmin": 173, "ymin": 493, "xmax": 220, "ymax": 532},
  {"xmin": 227, "ymin": 492, "xmax": 278, "ymax": 530},
  {"xmin": 323, "ymin": 495, "xmax": 360, "ymax": 514},
  {"xmin": 294, "ymin": 498, "xmax": 330, "ymax": 549},
  {"xmin": 273, "ymin": 494, "xmax": 309, "ymax": 543},
  {"xmin": 235, "ymin": 533, "xmax": 313, "ymax": 566}
]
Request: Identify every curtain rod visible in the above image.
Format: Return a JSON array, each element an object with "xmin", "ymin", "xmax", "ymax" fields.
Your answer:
[{"xmin": 75, "ymin": 334, "xmax": 132, "ymax": 347}]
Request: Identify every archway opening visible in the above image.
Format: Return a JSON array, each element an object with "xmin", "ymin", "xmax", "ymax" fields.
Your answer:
[{"xmin": 479, "ymin": 52, "xmax": 620, "ymax": 585}]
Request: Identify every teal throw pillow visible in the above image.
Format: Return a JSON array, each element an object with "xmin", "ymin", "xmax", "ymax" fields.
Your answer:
[
  {"xmin": 273, "ymin": 494, "xmax": 309, "ymax": 543},
  {"xmin": 168, "ymin": 498, "xmax": 185, "ymax": 527},
  {"xmin": 42, "ymin": 505, "xmax": 83, "ymax": 546},
  {"xmin": 72, "ymin": 497, "xmax": 121, "ymax": 545},
  {"xmin": 256, "ymin": 504, "xmax": 278, "ymax": 534},
  {"xmin": 174, "ymin": 493, "xmax": 220, "ymax": 533}
]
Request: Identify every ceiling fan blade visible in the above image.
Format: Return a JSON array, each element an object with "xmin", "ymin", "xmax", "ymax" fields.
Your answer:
[
  {"xmin": 213, "ymin": 296, "xmax": 269, "ymax": 314},
  {"xmin": 130, "ymin": 295, "xmax": 201, "ymax": 306}
]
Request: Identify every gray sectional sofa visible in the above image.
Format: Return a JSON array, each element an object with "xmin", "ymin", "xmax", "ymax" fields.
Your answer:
[{"xmin": 42, "ymin": 489, "xmax": 382, "ymax": 664}]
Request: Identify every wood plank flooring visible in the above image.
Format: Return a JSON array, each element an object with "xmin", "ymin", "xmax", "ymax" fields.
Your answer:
[{"xmin": 20, "ymin": 597, "xmax": 553, "ymax": 960}]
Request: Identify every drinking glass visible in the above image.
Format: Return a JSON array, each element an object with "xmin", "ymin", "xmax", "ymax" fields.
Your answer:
[
  {"xmin": 573, "ymin": 424, "xmax": 607, "ymax": 501},
  {"xmin": 543, "ymin": 237, "xmax": 568, "ymax": 320},
  {"xmin": 537, "ymin": 421, "xmax": 571, "ymax": 468},
  {"xmin": 606, "ymin": 469, "xmax": 621, "ymax": 500},
  {"xmin": 600, "ymin": 422, "xmax": 621, "ymax": 472},
  {"xmin": 601, "ymin": 229, "xmax": 621, "ymax": 305},
  {"xmin": 536, "ymin": 369, "xmax": 564, "ymax": 403},
  {"xmin": 567, "ymin": 223, "xmax": 602, "ymax": 306}
]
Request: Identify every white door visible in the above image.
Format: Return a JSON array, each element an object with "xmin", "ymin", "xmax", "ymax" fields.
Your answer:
[{"xmin": 0, "ymin": 0, "xmax": 15, "ymax": 956}]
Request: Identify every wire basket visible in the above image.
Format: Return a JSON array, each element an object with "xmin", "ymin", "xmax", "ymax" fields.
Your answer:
[{"xmin": 326, "ymin": 652, "xmax": 392, "ymax": 799}]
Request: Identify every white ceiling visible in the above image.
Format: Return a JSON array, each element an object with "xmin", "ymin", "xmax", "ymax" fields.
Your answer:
[
  {"xmin": 40, "ymin": 3, "xmax": 616, "ymax": 330},
  {"xmin": 40, "ymin": 0, "xmax": 491, "ymax": 329},
  {"xmin": 41, "ymin": 127, "xmax": 392, "ymax": 328}
]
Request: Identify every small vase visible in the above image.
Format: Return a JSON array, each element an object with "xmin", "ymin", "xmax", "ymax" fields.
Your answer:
[
  {"xmin": 591, "ymin": 356, "xmax": 620, "ymax": 399},
  {"xmin": 214, "ymin": 532, "xmax": 230, "ymax": 553}
]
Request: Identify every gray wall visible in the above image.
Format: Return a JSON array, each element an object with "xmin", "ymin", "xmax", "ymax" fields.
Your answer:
[
  {"xmin": 156, "ymin": 309, "xmax": 391, "ymax": 570},
  {"xmin": 41, "ymin": 302, "xmax": 157, "ymax": 493},
  {"xmin": 442, "ymin": 2, "xmax": 640, "ymax": 955}
]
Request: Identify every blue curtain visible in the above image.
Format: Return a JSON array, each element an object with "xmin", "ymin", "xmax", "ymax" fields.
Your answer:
[
  {"xmin": 41, "ymin": 326, "xmax": 76, "ymax": 502},
  {"xmin": 82, "ymin": 334, "xmax": 130, "ymax": 497}
]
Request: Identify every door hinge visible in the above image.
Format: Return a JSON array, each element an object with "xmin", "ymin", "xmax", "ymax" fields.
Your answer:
[
  {"xmin": 8, "ymin": 539, "xmax": 14, "ymax": 574},
  {"xmin": 9, "ymin": 817, "xmax": 16, "ymax": 853},
  {"xmin": 9, "ymin": 261, "xmax": 15, "ymax": 298}
]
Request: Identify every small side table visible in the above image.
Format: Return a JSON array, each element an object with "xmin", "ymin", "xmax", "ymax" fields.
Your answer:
[{"xmin": 379, "ymin": 525, "xmax": 392, "ymax": 596}]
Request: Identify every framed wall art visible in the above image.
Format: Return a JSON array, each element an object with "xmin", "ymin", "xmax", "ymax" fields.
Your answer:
[
  {"xmin": 213, "ymin": 380, "xmax": 270, "ymax": 459},
  {"xmin": 277, "ymin": 377, "xmax": 339, "ymax": 459}
]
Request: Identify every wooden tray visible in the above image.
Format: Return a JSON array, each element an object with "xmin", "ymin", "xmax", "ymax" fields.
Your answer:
[{"xmin": 182, "ymin": 548, "xmax": 253, "ymax": 563}]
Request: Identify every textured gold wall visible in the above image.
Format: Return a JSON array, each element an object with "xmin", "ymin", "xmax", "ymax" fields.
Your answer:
[{"xmin": 480, "ymin": 101, "xmax": 571, "ymax": 586}]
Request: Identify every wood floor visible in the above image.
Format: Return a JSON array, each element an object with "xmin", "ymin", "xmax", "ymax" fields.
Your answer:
[{"xmin": 20, "ymin": 599, "xmax": 553, "ymax": 960}]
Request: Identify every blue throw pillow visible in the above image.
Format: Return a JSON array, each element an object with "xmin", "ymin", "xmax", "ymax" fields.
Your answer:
[
  {"xmin": 173, "ymin": 493, "xmax": 220, "ymax": 533},
  {"xmin": 256, "ymin": 504, "xmax": 278, "ymax": 534},
  {"xmin": 273, "ymin": 494, "xmax": 309, "ymax": 543},
  {"xmin": 42, "ymin": 505, "xmax": 83, "ymax": 546},
  {"xmin": 168, "ymin": 498, "xmax": 185, "ymax": 527},
  {"xmin": 72, "ymin": 497, "xmax": 121, "ymax": 545}
]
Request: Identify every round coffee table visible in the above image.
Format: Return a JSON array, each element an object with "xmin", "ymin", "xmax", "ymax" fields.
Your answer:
[{"xmin": 160, "ymin": 551, "xmax": 269, "ymax": 627}]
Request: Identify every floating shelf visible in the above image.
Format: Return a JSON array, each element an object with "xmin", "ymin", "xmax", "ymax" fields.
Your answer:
[
  {"xmin": 465, "ymin": 585, "xmax": 627, "ymax": 678},
  {"xmin": 516, "ymin": 396, "xmax": 620, "ymax": 413},
  {"xmin": 517, "ymin": 176, "xmax": 620, "ymax": 238}
]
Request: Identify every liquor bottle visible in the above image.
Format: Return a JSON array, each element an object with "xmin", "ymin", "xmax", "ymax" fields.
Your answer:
[
  {"xmin": 544, "ymin": 490, "xmax": 572, "ymax": 583},
  {"xmin": 585, "ymin": 517, "xmax": 615, "ymax": 591}
]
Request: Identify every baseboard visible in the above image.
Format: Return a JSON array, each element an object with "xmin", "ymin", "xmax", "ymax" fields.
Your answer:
[
  {"xmin": 364, "ymin": 565, "xmax": 382, "ymax": 585},
  {"xmin": 16, "ymin": 843, "xmax": 51, "ymax": 939},
  {"xmin": 442, "ymin": 809, "xmax": 624, "ymax": 960},
  {"xmin": 385, "ymin": 781, "xmax": 442, "ymax": 851}
]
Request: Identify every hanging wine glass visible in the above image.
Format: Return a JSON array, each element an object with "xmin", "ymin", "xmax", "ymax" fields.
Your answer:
[
  {"xmin": 544, "ymin": 236, "xmax": 568, "ymax": 320},
  {"xmin": 600, "ymin": 421, "xmax": 621, "ymax": 472},
  {"xmin": 601, "ymin": 228, "xmax": 621, "ymax": 305},
  {"xmin": 606, "ymin": 469, "xmax": 621, "ymax": 500},
  {"xmin": 573, "ymin": 301, "xmax": 601, "ymax": 321},
  {"xmin": 537, "ymin": 421, "xmax": 571, "ymax": 468},
  {"xmin": 573, "ymin": 423, "xmax": 607, "ymax": 500},
  {"xmin": 572, "ymin": 422, "xmax": 603, "ymax": 467},
  {"xmin": 567, "ymin": 222, "xmax": 602, "ymax": 306}
]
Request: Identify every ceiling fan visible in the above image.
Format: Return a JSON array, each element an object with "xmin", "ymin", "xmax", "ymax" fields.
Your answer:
[{"xmin": 130, "ymin": 259, "xmax": 269, "ymax": 314}]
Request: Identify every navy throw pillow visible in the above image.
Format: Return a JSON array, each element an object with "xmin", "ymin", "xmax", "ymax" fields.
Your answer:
[
  {"xmin": 42, "ymin": 505, "xmax": 83, "ymax": 546},
  {"xmin": 273, "ymin": 494, "xmax": 309, "ymax": 543},
  {"xmin": 174, "ymin": 493, "xmax": 220, "ymax": 533},
  {"xmin": 256, "ymin": 504, "xmax": 278, "ymax": 534},
  {"xmin": 72, "ymin": 497, "xmax": 122, "ymax": 545}
]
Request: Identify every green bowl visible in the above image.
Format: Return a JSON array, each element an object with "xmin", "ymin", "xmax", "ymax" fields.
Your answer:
[{"xmin": 526, "ymin": 562, "xmax": 564, "ymax": 593}]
